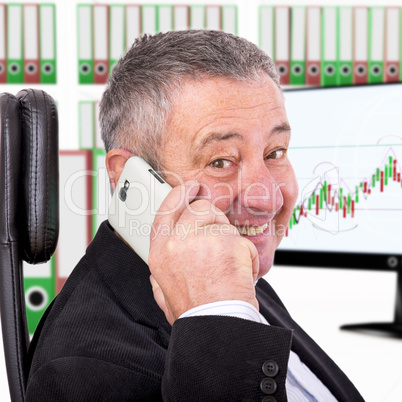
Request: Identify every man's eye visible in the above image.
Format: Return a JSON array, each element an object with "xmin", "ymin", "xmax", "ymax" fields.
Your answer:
[
  {"xmin": 210, "ymin": 159, "xmax": 231, "ymax": 169},
  {"xmin": 266, "ymin": 149, "xmax": 286, "ymax": 160}
]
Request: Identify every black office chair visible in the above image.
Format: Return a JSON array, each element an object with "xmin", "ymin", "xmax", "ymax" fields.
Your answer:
[{"xmin": 0, "ymin": 89, "xmax": 59, "ymax": 401}]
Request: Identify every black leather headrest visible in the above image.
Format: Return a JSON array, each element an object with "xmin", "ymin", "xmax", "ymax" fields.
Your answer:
[
  {"xmin": 18, "ymin": 89, "xmax": 59, "ymax": 264},
  {"xmin": 0, "ymin": 89, "xmax": 59, "ymax": 264},
  {"xmin": 0, "ymin": 93, "xmax": 23, "ymax": 245}
]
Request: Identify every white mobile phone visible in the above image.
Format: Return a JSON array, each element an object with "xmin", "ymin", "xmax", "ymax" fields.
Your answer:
[{"xmin": 108, "ymin": 156, "xmax": 172, "ymax": 265}]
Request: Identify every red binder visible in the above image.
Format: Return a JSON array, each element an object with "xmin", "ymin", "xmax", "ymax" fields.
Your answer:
[
  {"xmin": 93, "ymin": 4, "xmax": 109, "ymax": 84},
  {"xmin": 23, "ymin": 4, "xmax": 40, "ymax": 83},
  {"xmin": 275, "ymin": 6, "xmax": 290, "ymax": 85},
  {"xmin": 56, "ymin": 151, "xmax": 93, "ymax": 292},
  {"xmin": 353, "ymin": 7, "xmax": 368, "ymax": 85}
]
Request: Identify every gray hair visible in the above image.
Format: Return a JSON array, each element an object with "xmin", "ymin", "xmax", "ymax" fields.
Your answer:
[{"xmin": 100, "ymin": 29, "xmax": 280, "ymax": 173}]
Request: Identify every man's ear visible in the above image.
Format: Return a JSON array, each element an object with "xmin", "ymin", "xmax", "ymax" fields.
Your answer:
[{"xmin": 105, "ymin": 149, "xmax": 133, "ymax": 191}]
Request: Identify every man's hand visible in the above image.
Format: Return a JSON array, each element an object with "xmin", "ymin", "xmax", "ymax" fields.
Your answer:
[{"xmin": 148, "ymin": 181, "xmax": 259, "ymax": 325}]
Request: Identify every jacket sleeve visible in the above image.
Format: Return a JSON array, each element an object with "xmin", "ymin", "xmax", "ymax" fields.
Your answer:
[
  {"xmin": 162, "ymin": 315, "xmax": 293, "ymax": 402},
  {"xmin": 25, "ymin": 356, "xmax": 163, "ymax": 401}
]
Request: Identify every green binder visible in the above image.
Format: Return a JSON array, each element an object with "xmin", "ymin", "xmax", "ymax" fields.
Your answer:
[
  {"xmin": 39, "ymin": 4, "xmax": 56, "ymax": 84},
  {"xmin": 222, "ymin": 5, "xmax": 238, "ymax": 35},
  {"xmin": 77, "ymin": 4, "xmax": 93, "ymax": 84},
  {"xmin": 337, "ymin": 7, "xmax": 353, "ymax": 86},
  {"xmin": 24, "ymin": 259, "xmax": 56, "ymax": 337},
  {"xmin": 368, "ymin": 7, "xmax": 385, "ymax": 84},
  {"xmin": 7, "ymin": 4, "xmax": 23, "ymax": 83},
  {"xmin": 290, "ymin": 6, "xmax": 306, "ymax": 85},
  {"xmin": 142, "ymin": 5, "xmax": 157, "ymax": 35}
]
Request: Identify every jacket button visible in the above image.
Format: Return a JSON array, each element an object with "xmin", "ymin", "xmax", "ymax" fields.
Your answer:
[
  {"xmin": 262, "ymin": 360, "xmax": 279, "ymax": 377},
  {"xmin": 260, "ymin": 377, "xmax": 277, "ymax": 395},
  {"xmin": 262, "ymin": 397, "xmax": 277, "ymax": 402}
]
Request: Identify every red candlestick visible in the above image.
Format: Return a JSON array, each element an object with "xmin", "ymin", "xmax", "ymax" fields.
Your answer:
[{"xmin": 393, "ymin": 160, "xmax": 397, "ymax": 180}]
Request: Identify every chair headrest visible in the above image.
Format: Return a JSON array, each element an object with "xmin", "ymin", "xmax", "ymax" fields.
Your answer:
[
  {"xmin": 0, "ymin": 93, "xmax": 23, "ymax": 245},
  {"xmin": 0, "ymin": 89, "xmax": 59, "ymax": 264}
]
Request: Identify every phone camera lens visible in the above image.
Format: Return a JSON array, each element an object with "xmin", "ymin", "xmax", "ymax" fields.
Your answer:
[
  {"xmin": 118, "ymin": 180, "xmax": 130, "ymax": 202},
  {"xmin": 119, "ymin": 188, "xmax": 127, "ymax": 202}
]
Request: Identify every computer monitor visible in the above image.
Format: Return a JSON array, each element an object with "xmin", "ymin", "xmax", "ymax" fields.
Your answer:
[{"xmin": 275, "ymin": 83, "xmax": 402, "ymax": 337}]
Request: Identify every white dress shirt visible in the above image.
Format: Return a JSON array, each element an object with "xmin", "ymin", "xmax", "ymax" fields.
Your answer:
[{"xmin": 180, "ymin": 300, "xmax": 338, "ymax": 402}]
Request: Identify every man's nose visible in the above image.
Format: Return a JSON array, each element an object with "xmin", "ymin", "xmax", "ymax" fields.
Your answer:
[{"xmin": 238, "ymin": 163, "xmax": 284, "ymax": 216}]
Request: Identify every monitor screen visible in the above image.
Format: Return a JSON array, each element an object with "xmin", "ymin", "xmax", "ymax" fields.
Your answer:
[{"xmin": 276, "ymin": 84, "xmax": 402, "ymax": 270}]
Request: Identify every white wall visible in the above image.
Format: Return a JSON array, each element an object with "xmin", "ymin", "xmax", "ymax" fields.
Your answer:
[{"xmin": 1, "ymin": 0, "xmax": 402, "ymax": 400}]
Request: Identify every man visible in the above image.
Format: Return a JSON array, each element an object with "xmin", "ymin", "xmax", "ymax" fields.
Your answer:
[{"xmin": 26, "ymin": 30, "xmax": 364, "ymax": 401}]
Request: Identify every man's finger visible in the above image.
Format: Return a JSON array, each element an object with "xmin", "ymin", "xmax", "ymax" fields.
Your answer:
[
  {"xmin": 152, "ymin": 181, "xmax": 200, "ymax": 239},
  {"xmin": 240, "ymin": 238, "xmax": 260, "ymax": 282},
  {"xmin": 250, "ymin": 241, "xmax": 260, "ymax": 283},
  {"xmin": 177, "ymin": 199, "xmax": 231, "ymax": 228}
]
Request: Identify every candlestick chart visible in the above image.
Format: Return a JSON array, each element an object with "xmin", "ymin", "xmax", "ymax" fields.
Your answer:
[{"xmin": 280, "ymin": 143, "xmax": 402, "ymax": 254}]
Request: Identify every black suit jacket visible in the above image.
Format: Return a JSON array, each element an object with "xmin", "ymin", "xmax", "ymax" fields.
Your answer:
[{"xmin": 25, "ymin": 221, "xmax": 364, "ymax": 401}]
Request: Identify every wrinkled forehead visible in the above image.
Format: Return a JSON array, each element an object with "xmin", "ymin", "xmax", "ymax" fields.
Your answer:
[{"xmin": 165, "ymin": 74, "xmax": 285, "ymax": 142}]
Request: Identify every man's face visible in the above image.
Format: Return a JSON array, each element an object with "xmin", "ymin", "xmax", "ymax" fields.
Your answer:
[{"xmin": 162, "ymin": 74, "xmax": 298, "ymax": 279}]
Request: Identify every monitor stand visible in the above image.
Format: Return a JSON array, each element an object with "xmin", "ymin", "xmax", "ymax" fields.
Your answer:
[{"xmin": 340, "ymin": 271, "xmax": 402, "ymax": 338}]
